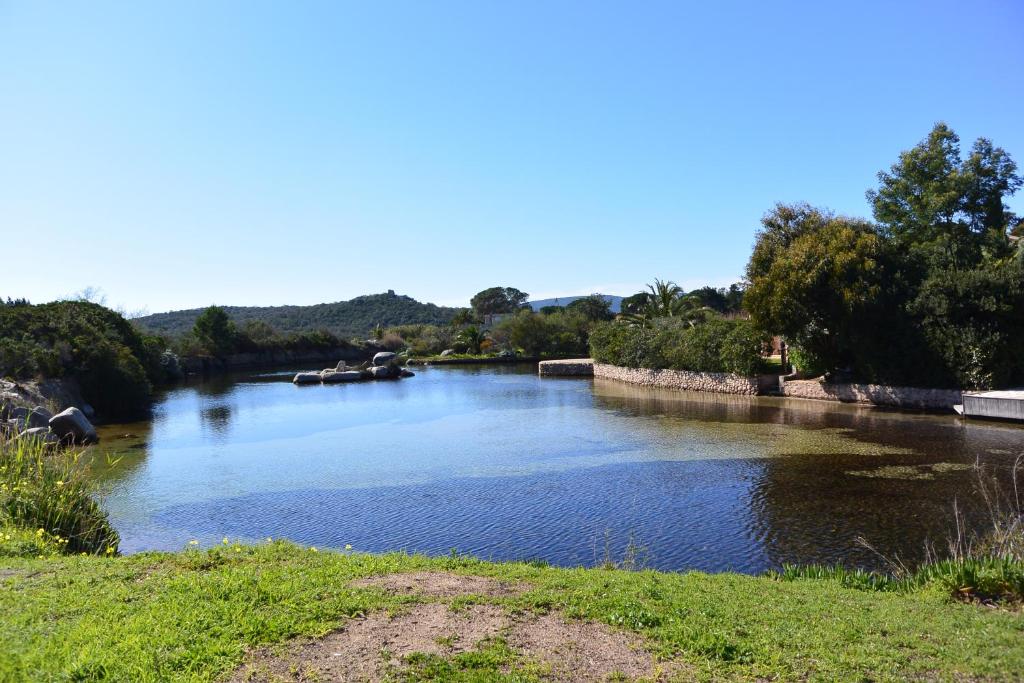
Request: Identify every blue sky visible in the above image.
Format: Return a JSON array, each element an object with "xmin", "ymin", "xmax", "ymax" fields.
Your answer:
[{"xmin": 2, "ymin": 1, "xmax": 1022, "ymax": 313}]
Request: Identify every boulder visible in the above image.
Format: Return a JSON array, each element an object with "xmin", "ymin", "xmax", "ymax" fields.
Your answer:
[
  {"xmin": 31, "ymin": 405, "xmax": 53, "ymax": 426},
  {"xmin": 18, "ymin": 427, "xmax": 60, "ymax": 446},
  {"xmin": 48, "ymin": 407, "xmax": 99, "ymax": 445},
  {"xmin": 292, "ymin": 372, "xmax": 323, "ymax": 385},
  {"xmin": 321, "ymin": 370, "xmax": 362, "ymax": 383},
  {"xmin": 440, "ymin": 349, "xmax": 455, "ymax": 357},
  {"xmin": 372, "ymin": 352, "xmax": 397, "ymax": 367},
  {"xmin": 400, "ymin": 369, "xmax": 416, "ymax": 378},
  {"xmin": 335, "ymin": 360, "xmax": 347, "ymax": 371},
  {"xmin": 369, "ymin": 365, "xmax": 395, "ymax": 379}
]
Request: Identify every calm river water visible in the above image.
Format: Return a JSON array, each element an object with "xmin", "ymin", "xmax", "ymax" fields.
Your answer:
[{"xmin": 92, "ymin": 365, "xmax": 1024, "ymax": 573}]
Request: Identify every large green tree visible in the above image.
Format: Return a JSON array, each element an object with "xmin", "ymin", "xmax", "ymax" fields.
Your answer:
[
  {"xmin": 867, "ymin": 122, "xmax": 1021, "ymax": 270},
  {"xmin": 745, "ymin": 205, "xmax": 887, "ymax": 375},
  {"xmin": 192, "ymin": 306, "xmax": 237, "ymax": 357},
  {"xmin": 470, "ymin": 287, "xmax": 529, "ymax": 318}
]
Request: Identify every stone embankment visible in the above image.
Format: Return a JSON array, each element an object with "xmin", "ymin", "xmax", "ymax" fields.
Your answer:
[
  {"xmin": 537, "ymin": 359, "xmax": 595, "ymax": 376},
  {"xmin": 595, "ymin": 363, "xmax": 761, "ymax": 395},
  {"xmin": 539, "ymin": 359, "xmax": 963, "ymax": 411},
  {"xmin": 538, "ymin": 359, "xmax": 761, "ymax": 394},
  {"xmin": 780, "ymin": 377, "xmax": 963, "ymax": 411}
]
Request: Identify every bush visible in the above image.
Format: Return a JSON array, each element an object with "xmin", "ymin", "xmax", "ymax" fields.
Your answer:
[
  {"xmin": 590, "ymin": 319, "xmax": 767, "ymax": 375},
  {"xmin": 0, "ymin": 300, "xmax": 164, "ymax": 420}
]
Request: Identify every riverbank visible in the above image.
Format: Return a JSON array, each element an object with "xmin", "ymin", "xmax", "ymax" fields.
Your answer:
[
  {"xmin": 408, "ymin": 354, "xmax": 540, "ymax": 366},
  {"xmin": 539, "ymin": 359, "xmax": 967, "ymax": 412},
  {"xmin": 1, "ymin": 543, "xmax": 1021, "ymax": 681}
]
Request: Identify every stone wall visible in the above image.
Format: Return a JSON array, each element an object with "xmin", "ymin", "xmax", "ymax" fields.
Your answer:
[
  {"xmin": 592, "ymin": 363, "xmax": 760, "ymax": 395},
  {"xmin": 780, "ymin": 378, "xmax": 962, "ymax": 411},
  {"xmin": 537, "ymin": 359, "xmax": 595, "ymax": 376}
]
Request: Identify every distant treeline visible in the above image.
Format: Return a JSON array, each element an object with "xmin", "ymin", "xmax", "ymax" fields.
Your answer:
[{"xmin": 133, "ymin": 291, "xmax": 462, "ymax": 340}]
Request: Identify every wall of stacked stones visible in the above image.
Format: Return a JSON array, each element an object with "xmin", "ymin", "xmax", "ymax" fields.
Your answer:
[
  {"xmin": 592, "ymin": 363, "xmax": 760, "ymax": 395},
  {"xmin": 780, "ymin": 378, "xmax": 962, "ymax": 410}
]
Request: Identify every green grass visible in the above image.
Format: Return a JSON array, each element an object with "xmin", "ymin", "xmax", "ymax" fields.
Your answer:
[
  {"xmin": 2, "ymin": 542, "xmax": 1023, "ymax": 681},
  {"xmin": 0, "ymin": 436, "xmax": 119, "ymax": 555}
]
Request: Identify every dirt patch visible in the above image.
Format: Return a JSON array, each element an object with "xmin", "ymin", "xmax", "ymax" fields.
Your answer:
[
  {"xmin": 232, "ymin": 602, "xmax": 511, "ymax": 682},
  {"xmin": 508, "ymin": 611, "xmax": 669, "ymax": 681},
  {"xmin": 349, "ymin": 570, "xmax": 526, "ymax": 598},
  {"xmin": 233, "ymin": 572, "xmax": 678, "ymax": 682}
]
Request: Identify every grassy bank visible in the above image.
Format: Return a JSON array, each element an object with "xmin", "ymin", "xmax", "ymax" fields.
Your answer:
[{"xmin": 1, "ymin": 542, "xmax": 1022, "ymax": 681}]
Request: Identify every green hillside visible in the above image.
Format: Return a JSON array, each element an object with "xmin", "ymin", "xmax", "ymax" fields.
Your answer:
[{"xmin": 133, "ymin": 291, "xmax": 463, "ymax": 340}]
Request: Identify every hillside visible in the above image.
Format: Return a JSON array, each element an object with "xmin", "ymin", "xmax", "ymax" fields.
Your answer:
[
  {"xmin": 528, "ymin": 294, "xmax": 623, "ymax": 313},
  {"xmin": 134, "ymin": 291, "xmax": 463, "ymax": 340}
]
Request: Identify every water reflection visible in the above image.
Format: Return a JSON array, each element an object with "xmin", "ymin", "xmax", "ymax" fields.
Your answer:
[{"xmin": 91, "ymin": 366, "xmax": 1024, "ymax": 572}]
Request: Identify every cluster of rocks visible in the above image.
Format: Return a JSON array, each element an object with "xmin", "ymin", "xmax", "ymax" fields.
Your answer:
[
  {"xmin": 0, "ymin": 398, "xmax": 99, "ymax": 446},
  {"xmin": 293, "ymin": 353, "xmax": 415, "ymax": 386}
]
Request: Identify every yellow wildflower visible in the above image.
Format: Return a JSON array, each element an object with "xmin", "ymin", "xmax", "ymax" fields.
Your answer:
[
  {"xmin": 310, "ymin": 547, "xmax": 318, "ymax": 553},
  {"xmin": 188, "ymin": 539, "xmax": 199, "ymax": 546},
  {"xmin": 345, "ymin": 544, "xmax": 353, "ymax": 551},
  {"xmin": 222, "ymin": 537, "xmax": 229, "ymax": 545}
]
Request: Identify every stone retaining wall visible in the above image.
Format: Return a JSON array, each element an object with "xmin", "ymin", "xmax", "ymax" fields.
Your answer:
[
  {"xmin": 593, "ymin": 363, "xmax": 760, "ymax": 395},
  {"xmin": 537, "ymin": 359, "xmax": 595, "ymax": 376},
  {"xmin": 780, "ymin": 378, "xmax": 962, "ymax": 411}
]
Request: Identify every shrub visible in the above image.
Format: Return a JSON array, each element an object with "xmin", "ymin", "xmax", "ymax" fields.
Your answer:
[
  {"xmin": 593, "ymin": 319, "xmax": 765, "ymax": 375},
  {"xmin": 0, "ymin": 300, "xmax": 163, "ymax": 420},
  {"xmin": 0, "ymin": 436, "xmax": 119, "ymax": 555}
]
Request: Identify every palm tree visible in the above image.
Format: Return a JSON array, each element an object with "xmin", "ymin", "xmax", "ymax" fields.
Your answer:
[
  {"xmin": 618, "ymin": 279, "xmax": 713, "ymax": 328},
  {"xmin": 456, "ymin": 325, "xmax": 489, "ymax": 354}
]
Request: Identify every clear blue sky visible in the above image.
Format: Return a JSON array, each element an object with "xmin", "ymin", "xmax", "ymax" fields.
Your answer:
[{"xmin": 2, "ymin": 1, "xmax": 1022, "ymax": 313}]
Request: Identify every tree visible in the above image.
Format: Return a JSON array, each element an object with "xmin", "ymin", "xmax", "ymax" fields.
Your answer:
[
  {"xmin": 450, "ymin": 309, "xmax": 479, "ymax": 328},
  {"xmin": 565, "ymin": 294, "xmax": 613, "ymax": 322},
  {"xmin": 620, "ymin": 279, "xmax": 710, "ymax": 327},
  {"xmin": 744, "ymin": 206, "xmax": 886, "ymax": 375},
  {"xmin": 867, "ymin": 122, "xmax": 1021, "ymax": 270},
  {"xmin": 193, "ymin": 306, "xmax": 237, "ymax": 357},
  {"xmin": 456, "ymin": 325, "xmax": 489, "ymax": 354},
  {"xmin": 620, "ymin": 292, "xmax": 650, "ymax": 315},
  {"xmin": 470, "ymin": 287, "xmax": 529, "ymax": 318}
]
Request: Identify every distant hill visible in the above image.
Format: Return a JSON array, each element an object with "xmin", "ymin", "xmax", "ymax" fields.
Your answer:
[
  {"xmin": 134, "ymin": 291, "xmax": 463, "ymax": 339},
  {"xmin": 528, "ymin": 294, "xmax": 623, "ymax": 314}
]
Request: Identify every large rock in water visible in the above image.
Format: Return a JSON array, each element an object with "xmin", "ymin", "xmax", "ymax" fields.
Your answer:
[
  {"xmin": 321, "ymin": 370, "xmax": 362, "ymax": 383},
  {"xmin": 369, "ymin": 365, "xmax": 394, "ymax": 379},
  {"xmin": 48, "ymin": 407, "xmax": 99, "ymax": 445},
  {"xmin": 372, "ymin": 352, "xmax": 397, "ymax": 367},
  {"xmin": 292, "ymin": 372, "xmax": 322, "ymax": 385}
]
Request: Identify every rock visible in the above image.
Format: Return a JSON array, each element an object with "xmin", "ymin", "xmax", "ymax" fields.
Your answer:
[
  {"xmin": 48, "ymin": 407, "xmax": 99, "ymax": 445},
  {"xmin": 369, "ymin": 365, "xmax": 394, "ymax": 379},
  {"xmin": 440, "ymin": 349, "xmax": 455, "ymax": 357},
  {"xmin": 28, "ymin": 406, "xmax": 53, "ymax": 429},
  {"xmin": 292, "ymin": 372, "xmax": 323, "ymax": 385},
  {"xmin": 321, "ymin": 370, "xmax": 362, "ymax": 383},
  {"xmin": 372, "ymin": 352, "xmax": 397, "ymax": 367},
  {"xmin": 400, "ymin": 369, "xmax": 415, "ymax": 378},
  {"xmin": 335, "ymin": 360, "xmax": 347, "ymax": 371},
  {"xmin": 497, "ymin": 350, "xmax": 516, "ymax": 359},
  {"xmin": 18, "ymin": 427, "xmax": 60, "ymax": 446}
]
